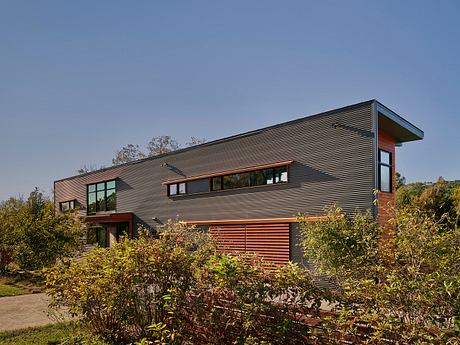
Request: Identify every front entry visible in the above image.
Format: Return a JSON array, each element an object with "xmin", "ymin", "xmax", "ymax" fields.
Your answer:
[{"xmin": 95, "ymin": 222, "xmax": 130, "ymax": 247}]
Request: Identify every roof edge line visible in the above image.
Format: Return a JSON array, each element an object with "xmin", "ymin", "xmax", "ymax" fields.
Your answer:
[
  {"xmin": 375, "ymin": 101, "xmax": 424, "ymax": 140},
  {"xmin": 54, "ymin": 99, "xmax": 379, "ymax": 183}
]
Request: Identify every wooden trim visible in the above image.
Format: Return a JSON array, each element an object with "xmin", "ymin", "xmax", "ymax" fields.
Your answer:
[
  {"xmin": 185, "ymin": 216, "xmax": 325, "ymax": 225},
  {"xmin": 169, "ymin": 181, "xmax": 288, "ymax": 198},
  {"xmin": 162, "ymin": 160, "xmax": 294, "ymax": 185}
]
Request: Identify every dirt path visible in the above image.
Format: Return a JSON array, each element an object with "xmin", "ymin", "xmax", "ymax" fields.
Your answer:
[{"xmin": 0, "ymin": 293, "xmax": 66, "ymax": 332}]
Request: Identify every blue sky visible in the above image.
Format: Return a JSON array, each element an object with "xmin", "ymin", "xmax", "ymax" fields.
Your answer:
[{"xmin": 1, "ymin": 1, "xmax": 459, "ymax": 201}]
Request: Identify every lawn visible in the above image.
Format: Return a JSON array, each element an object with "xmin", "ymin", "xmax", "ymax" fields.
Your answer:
[
  {"xmin": 0, "ymin": 284, "xmax": 26, "ymax": 297},
  {"xmin": 0, "ymin": 322, "xmax": 108, "ymax": 345},
  {"xmin": 0, "ymin": 271, "xmax": 44, "ymax": 297}
]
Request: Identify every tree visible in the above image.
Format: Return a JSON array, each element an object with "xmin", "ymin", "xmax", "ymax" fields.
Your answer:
[
  {"xmin": 82, "ymin": 135, "xmax": 206, "ymax": 171},
  {"xmin": 0, "ymin": 188, "xmax": 85, "ymax": 270},
  {"xmin": 397, "ymin": 177, "xmax": 460, "ymax": 229},
  {"xmin": 395, "ymin": 171, "xmax": 406, "ymax": 189},
  {"xmin": 186, "ymin": 136, "xmax": 206, "ymax": 147},
  {"xmin": 77, "ymin": 164, "xmax": 106, "ymax": 174},
  {"xmin": 146, "ymin": 135, "xmax": 181, "ymax": 156},
  {"xmin": 112, "ymin": 144, "xmax": 146, "ymax": 165}
]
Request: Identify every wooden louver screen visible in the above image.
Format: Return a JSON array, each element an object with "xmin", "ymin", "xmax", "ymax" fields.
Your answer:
[{"xmin": 209, "ymin": 223, "xmax": 290, "ymax": 266}]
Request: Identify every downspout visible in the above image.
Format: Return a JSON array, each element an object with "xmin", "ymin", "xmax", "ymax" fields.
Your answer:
[
  {"xmin": 371, "ymin": 101, "xmax": 379, "ymax": 219},
  {"xmin": 53, "ymin": 180, "xmax": 56, "ymax": 213}
]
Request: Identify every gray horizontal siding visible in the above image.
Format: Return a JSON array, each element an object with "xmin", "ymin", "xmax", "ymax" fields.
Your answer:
[{"xmin": 55, "ymin": 103, "xmax": 374, "ymax": 231}]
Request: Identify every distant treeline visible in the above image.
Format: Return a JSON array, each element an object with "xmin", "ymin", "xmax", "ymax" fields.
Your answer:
[{"xmin": 397, "ymin": 176, "xmax": 460, "ymax": 229}]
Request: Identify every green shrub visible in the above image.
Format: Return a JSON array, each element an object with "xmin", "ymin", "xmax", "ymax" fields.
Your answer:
[
  {"xmin": 299, "ymin": 206, "xmax": 460, "ymax": 344},
  {"xmin": 47, "ymin": 222, "xmax": 328, "ymax": 344},
  {"xmin": 187, "ymin": 254, "xmax": 326, "ymax": 345},
  {"xmin": 46, "ymin": 222, "xmax": 211, "ymax": 344},
  {"xmin": 299, "ymin": 207, "xmax": 379, "ymax": 277},
  {"xmin": 397, "ymin": 177, "xmax": 460, "ymax": 230},
  {"xmin": 0, "ymin": 188, "xmax": 85, "ymax": 271}
]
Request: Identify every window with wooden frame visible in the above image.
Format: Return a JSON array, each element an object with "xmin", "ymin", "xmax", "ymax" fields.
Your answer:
[
  {"xmin": 165, "ymin": 161, "xmax": 291, "ymax": 197},
  {"xmin": 378, "ymin": 149, "xmax": 392, "ymax": 193}
]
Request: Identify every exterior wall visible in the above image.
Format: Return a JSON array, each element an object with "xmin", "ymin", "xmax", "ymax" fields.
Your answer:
[
  {"xmin": 377, "ymin": 130, "xmax": 396, "ymax": 226},
  {"xmin": 289, "ymin": 223, "xmax": 304, "ymax": 264},
  {"xmin": 55, "ymin": 102, "xmax": 375, "ymax": 233}
]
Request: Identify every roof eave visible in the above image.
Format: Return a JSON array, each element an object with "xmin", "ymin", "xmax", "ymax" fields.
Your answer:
[{"xmin": 375, "ymin": 101, "xmax": 424, "ymax": 142}]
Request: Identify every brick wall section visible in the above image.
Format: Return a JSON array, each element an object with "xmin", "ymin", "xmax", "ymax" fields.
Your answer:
[{"xmin": 377, "ymin": 130, "xmax": 396, "ymax": 226}]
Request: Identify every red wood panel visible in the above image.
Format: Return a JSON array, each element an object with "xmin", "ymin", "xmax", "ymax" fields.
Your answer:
[
  {"xmin": 209, "ymin": 223, "xmax": 290, "ymax": 266},
  {"xmin": 378, "ymin": 130, "xmax": 396, "ymax": 228}
]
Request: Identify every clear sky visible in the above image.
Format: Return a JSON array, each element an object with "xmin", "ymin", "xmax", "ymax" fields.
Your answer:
[{"xmin": 1, "ymin": 1, "xmax": 459, "ymax": 201}]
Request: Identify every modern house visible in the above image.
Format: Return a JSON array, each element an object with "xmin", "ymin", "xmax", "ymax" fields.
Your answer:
[{"xmin": 54, "ymin": 100, "xmax": 423, "ymax": 265}]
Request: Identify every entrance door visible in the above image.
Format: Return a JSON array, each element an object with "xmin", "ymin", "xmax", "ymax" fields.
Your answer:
[{"xmin": 107, "ymin": 225, "xmax": 117, "ymax": 247}]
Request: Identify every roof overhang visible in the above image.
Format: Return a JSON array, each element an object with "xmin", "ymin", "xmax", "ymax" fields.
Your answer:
[
  {"xmin": 376, "ymin": 101, "xmax": 424, "ymax": 143},
  {"xmin": 85, "ymin": 212, "xmax": 133, "ymax": 224}
]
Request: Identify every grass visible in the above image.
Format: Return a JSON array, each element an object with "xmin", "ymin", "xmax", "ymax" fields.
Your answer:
[
  {"xmin": 0, "ymin": 271, "xmax": 44, "ymax": 297},
  {"xmin": 0, "ymin": 284, "xmax": 26, "ymax": 297},
  {"xmin": 0, "ymin": 322, "xmax": 109, "ymax": 345}
]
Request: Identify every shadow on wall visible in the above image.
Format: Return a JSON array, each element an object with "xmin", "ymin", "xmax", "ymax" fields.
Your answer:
[
  {"xmin": 167, "ymin": 161, "xmax": 339, "ymax": 201},
  {"xmin": 133, "ymin": 215, "xmax": 159, "ymax": 238},
  {"xmin": 332, "ymin": 121, "xmax": 374, "ymax": 138},
  {"xmin": 117, "ymin": 179, "xmax": 134, "ymax": 192}
]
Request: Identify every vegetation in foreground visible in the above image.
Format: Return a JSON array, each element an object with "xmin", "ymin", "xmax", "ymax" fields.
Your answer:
[
  {"xmin": 298, "ymin": 177, "xmax": 460, "ymax": 344},
  {"xmin": 2, "ymin": 179, "xmax": 459, "ymax": 344},
  {"xmin": 47, "ymin": 223, "xmax": 326, "ymax": 345},
  {"xmin": 300, "ymin": 205, "xmax": 460, "ymax": 344}
]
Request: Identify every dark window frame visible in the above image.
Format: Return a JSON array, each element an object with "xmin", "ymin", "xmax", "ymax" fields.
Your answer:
[
  {"xmin": 87, "ymin": 180, "xmax": 117, "ymax": 214},
  {"xmin": 59, "ymin": 200, "xmax": 76, "ymax": 212},
  {"xmin": 167, "ymin": 164, "xmax": 289, "ymax": 197},
  {"xmin": 378, "ymin": 149, "xmax": 392, "ymax": 193},
  {"xmin": 168, "ymin": 182, "xmax": 187, "ymax": 196}
]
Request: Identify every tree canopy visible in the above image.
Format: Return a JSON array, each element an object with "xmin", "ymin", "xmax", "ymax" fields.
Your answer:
[{"xmin": 110, "ymin": 135, "xmax": 207, "ymax": 166}]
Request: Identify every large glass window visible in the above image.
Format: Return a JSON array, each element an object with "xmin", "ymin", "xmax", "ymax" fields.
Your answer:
[
  {"xmin": 378, "ymin": 150, "xmax": 392, "ymax": 193},
  {"xmin": 87, "ymin": 180, "xmax": 116, "ymax": 214}
]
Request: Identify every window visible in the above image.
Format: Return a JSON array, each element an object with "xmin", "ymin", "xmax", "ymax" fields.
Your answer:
[
  {"xmin": 187, "ymin": 178, "xmax": 209, "ymax": 194},
  {"xmin": 59, "ymin": 200, "xmax": 75, "ymax": 212},
  {"xmin": 168, "ymin": 182, "xmax": 186, "ymax": 196},
  {"xmin": 223, "ymin": 172, "xmax": 251, "ymax": 189},
  {"xmin": 87, "ymin": 180, "xmax": 116, "ymax": 214},
  {"xmin": 210, "ymin": 166, "xmax": 288, "ymax": 192},
  {"xmin": 378, "ymin": 149, "xmax": 392, "ymax": 193},
  {"xmin": 274, "ymin": 166, "xmax": 288, "ymax": 183},
  {"xmin": 212, "ymin": 176, "xmax": 222, "ymax": 191},
  {"xmin": 169, "ymin": 183, "xmax": 178, "ymax": 196},
  {"xmin": 167, "ymin": 163, "xmax": 290, "ymax": 196}
]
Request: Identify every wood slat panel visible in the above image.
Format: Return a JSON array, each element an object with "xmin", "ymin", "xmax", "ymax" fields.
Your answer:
[{"xmin": 209, "ymin": 223, "xmax": 289, "ymax": 266}]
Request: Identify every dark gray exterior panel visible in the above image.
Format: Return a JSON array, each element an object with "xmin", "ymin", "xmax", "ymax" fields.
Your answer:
[{"xmin": 55, "ymin": 103, "xmax": 375, "ymax": 231}]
